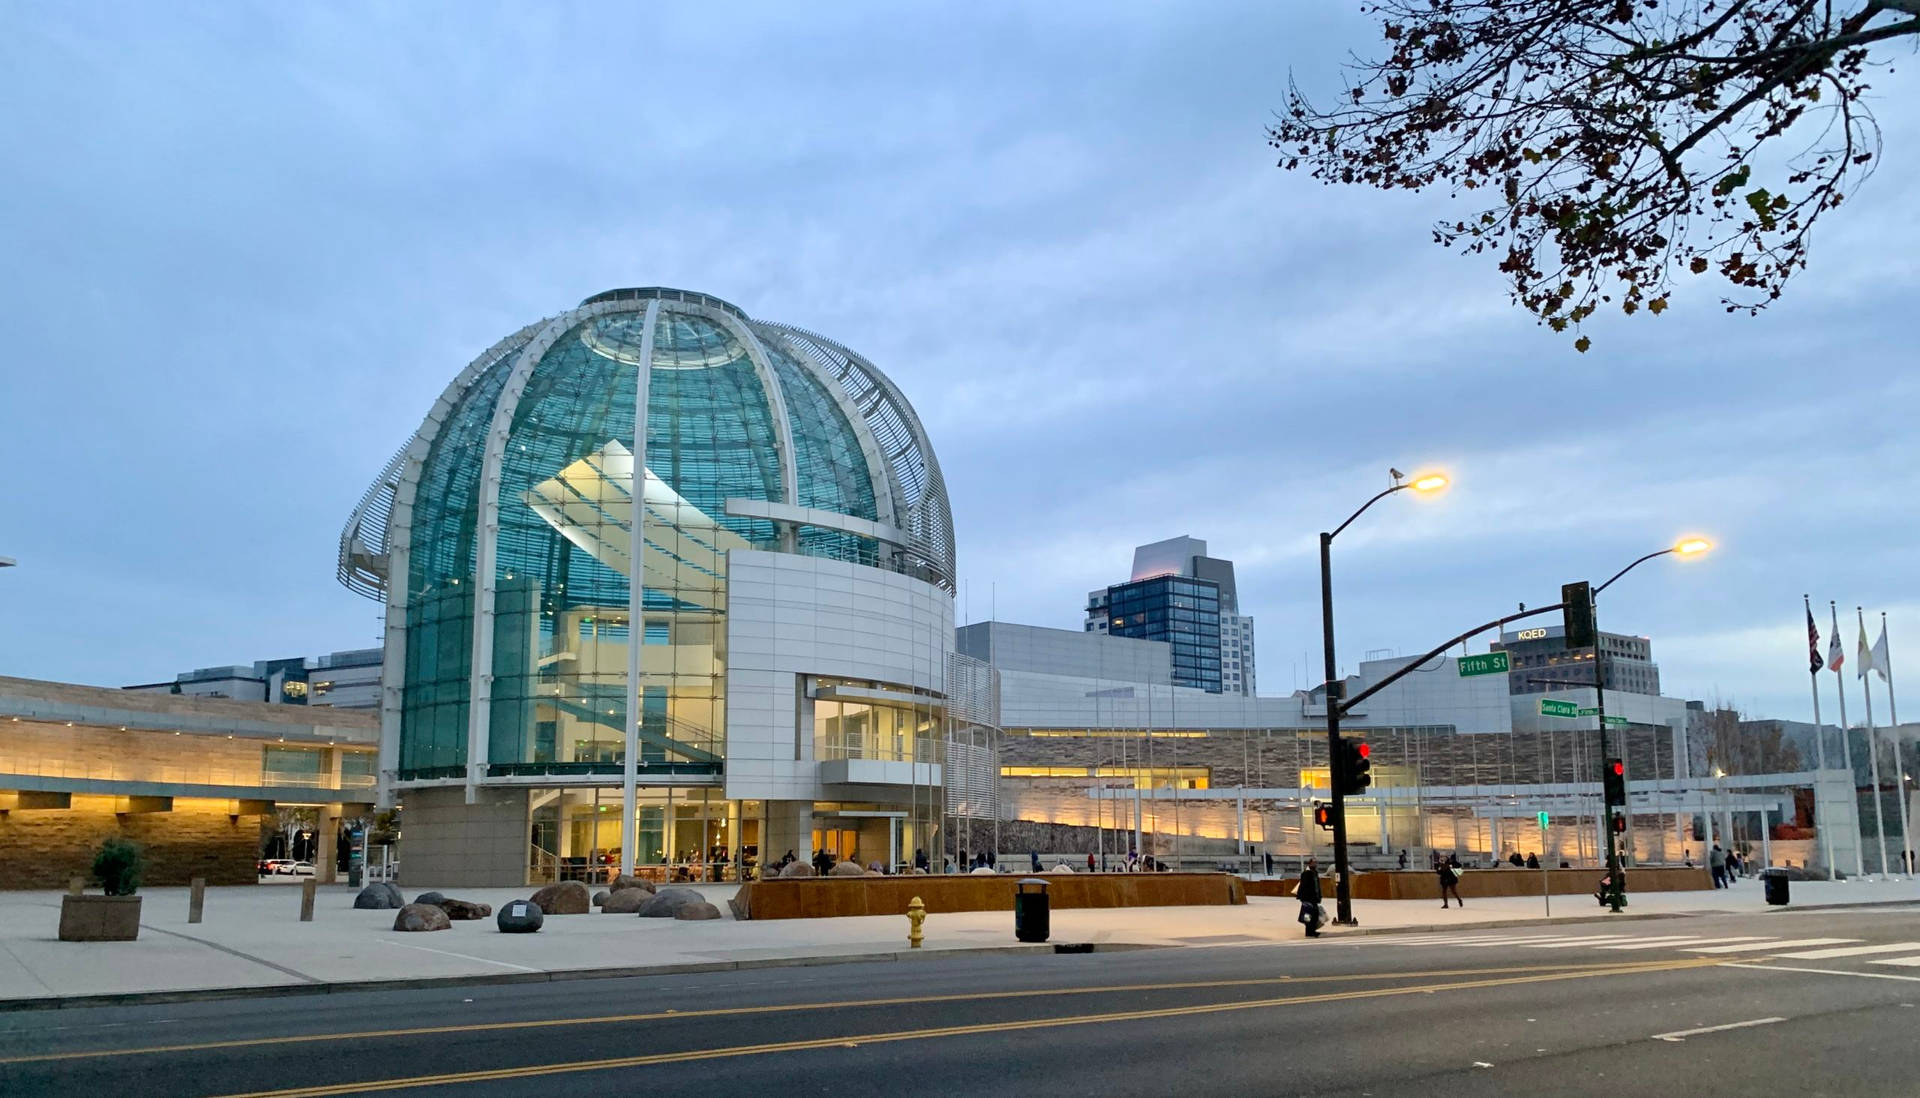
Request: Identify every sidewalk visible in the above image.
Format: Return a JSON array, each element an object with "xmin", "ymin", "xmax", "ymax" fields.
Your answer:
[{"xmin": 3, "ymin": 876, "xmax": 1916, "ymax": 1008}]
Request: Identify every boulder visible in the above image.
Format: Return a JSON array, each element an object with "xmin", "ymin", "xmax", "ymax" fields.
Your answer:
[
  {"xmin": 600, "ymin": 888, "xmax": 655, "ymax": 914},
  {"xmin": 592, "ymin": 891, "xmax": 610, "ymax": 907},
  {"xmin": 828, "ymin": 860, "xmax": 866, "ymax": 877},
  {"xmin": 529, "ymin": 880, "xmax": 591, "ymax": 915},
  {"xmin": 673, "ymin": 901, "xmax": 723, "ymax": 921},
  {"xmin": 393, "ymin": 903, "xmax": 451, "ymax": 932},
  {"xmin": 1048, "ymin": 863, "xmax": 1076, "ymax": 873},
  {"xmin": 969, "ymin": 866, "xmax": 998, "ymax": 875},
  {"xmin": 636, "ymin": 886, "xmax": 705, "ymax": 918},
  {"xmin": 497, "ymin": 899, "xmax": 544, "ymax": 933},
  {"xmin": 412, "ymin": 891, "xmax": 447, "ymax": 907},
  {"xmin": 439, "ymin": 898, "xmax": 493, "ymax": 921},
  {"xmin": 778, "ymin": 862, "xmax": 815, "ymax": 878},
  {"xmin": 609, "ymin": 874, "xmax": 655, "ymax": 894},
  {"xmin": 352, "ymin": 882, "xmax": 403, "ymax": 910}
]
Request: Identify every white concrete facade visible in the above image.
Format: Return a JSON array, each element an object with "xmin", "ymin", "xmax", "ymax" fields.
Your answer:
[{"xmin": 722, "ymin": 549, "xmax": 953, "ymax": 805}]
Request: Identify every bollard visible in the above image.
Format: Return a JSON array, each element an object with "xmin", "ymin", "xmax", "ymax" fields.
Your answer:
[
  {"xmin": 906, "ymin": 895, "xmax": 926, "ymax": 949},
  {"xmin": 299, "ymin": 878, "xmax": 316, "ymax": 922},
  {"xmin": 188, "ymin": 877, "xmax": 206, "ymax": 924},
  {"xmin": 67, "ymin": 876, "xmax": 84, "ymax": 897}
]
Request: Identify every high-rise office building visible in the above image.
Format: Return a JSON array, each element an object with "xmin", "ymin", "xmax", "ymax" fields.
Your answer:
[
  {"xmin": 1084, "ymin": 536, "xmax": 1255, "ymax": 695},
  {"xmin": 1490, "ymin": 625, "xmax": 1661, "ymax": 696}
]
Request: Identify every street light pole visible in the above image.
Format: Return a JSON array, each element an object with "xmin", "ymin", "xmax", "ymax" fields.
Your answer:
[
  {"xmin": 1320, "ymin": 471, "xmax": 1449, "ymax": 926},
  {"xmin": 1588, "ymin": 538, "xmax": 1712, "ymax": 912},
  {"xmin": 1319, "ymin": 530, "xmax": 1353, "ymax": 923}
]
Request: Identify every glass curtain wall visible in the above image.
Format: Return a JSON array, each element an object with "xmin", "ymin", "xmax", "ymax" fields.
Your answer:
[{"xmin": 487, "ymin": 307, "xmax": 788, "ymax": 779}]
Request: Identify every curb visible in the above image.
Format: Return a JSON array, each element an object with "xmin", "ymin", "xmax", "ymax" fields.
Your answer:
[
  {"xmin": 1312, "ymin": 894, "xmax": 1920, "ymax": 941},
  {"xmin": 0, "ymin": 941, "xmax": 1163, "ymax": 1014}
]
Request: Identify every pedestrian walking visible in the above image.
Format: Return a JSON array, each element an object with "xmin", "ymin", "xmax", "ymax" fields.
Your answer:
[
  {"xmin": 1398, "ymin": 849, "xmax": 1409, "ymax": 870},
  {"xmin": 1709, "ymin": 843, "xmax": 1727, "ymax": 888},
  {"xmin": 1297, "ymin": 856, "xmax": 1325, "ymax": 938},
  {"xmin": 1436, "ymin": 853, "xmax": 1464, "ymax": 908},
  {"xmin": 1264, "ymin": 851, "xmax": 1274, "ymax": 876},
  {"xmin": 1031, "ymin": 850, "xmax": 1042, "ymax": 873},
  {"xmin": 1087, "ymin": 851, "xmax": 1095, "ymax": 873}
]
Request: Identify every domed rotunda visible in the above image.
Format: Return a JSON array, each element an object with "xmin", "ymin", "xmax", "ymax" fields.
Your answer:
[{"xmin": 338, "ymin": 288, "xmax": 988, "ymax": 887}]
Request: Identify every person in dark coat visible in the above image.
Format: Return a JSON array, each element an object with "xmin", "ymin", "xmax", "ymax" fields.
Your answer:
[
  {"xmin": 1437, "ymin": 852, "xmax": 1464, "ymax": 908},
  {"xmin": 1297, "ymin": 856, "xmax": 1325, "ymax": 938}
]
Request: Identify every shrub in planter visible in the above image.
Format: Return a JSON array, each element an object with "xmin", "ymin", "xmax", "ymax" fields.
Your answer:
[
  {"xmin": 60, "ymin": 839, "xmax": 146, "ymax": 941},
  {"xmin": 93, "ymin": 837, "xmax": 144, "ymax": 896}
]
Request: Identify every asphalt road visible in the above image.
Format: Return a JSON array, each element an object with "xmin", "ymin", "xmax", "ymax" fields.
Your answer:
[{"xmin": 3, "ymin": 905, "xmax": 1917, "ymax": 1097}]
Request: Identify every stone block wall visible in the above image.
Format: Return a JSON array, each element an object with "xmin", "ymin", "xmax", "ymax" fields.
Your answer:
[{"xmin": 0, "ymin": 797, "xmax": 265, "ymax": 888}]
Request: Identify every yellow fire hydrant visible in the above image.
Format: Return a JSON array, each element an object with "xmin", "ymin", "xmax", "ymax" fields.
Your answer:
[{"xmin": 906, "ymin": 895, "xmax": 926, "ymax": 949}]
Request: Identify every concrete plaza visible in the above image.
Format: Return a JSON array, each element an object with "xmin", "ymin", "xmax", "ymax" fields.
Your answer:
[{"xmin": 2, "ymin": 875, "xmax": 1916, "ymax": 1007}]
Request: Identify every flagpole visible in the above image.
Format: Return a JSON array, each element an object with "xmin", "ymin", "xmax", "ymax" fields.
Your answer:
[
  {"xmin": 1806, "ymin": 595, "xmax": 1836, "ymax": 878},
  {"xmin": 1859, "ymin": 606, "xmax": 1891, "ymax": 878},
  {"xmin": 1883, "ymin": 612, "xmax": 1912, "ymax": 878},
  {"xmin": 1832, "ymin": 601, "xmax": 1865, "ymax": 877}
]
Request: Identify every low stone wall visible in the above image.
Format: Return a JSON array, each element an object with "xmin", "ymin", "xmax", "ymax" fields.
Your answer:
[
  {"xmin": 1245, "ymin": 865, "xmax": 1711, "ymax": 899},
  {"xmin": 732, "ymin": 872, "xmax": 1246, "ymax": 920}
]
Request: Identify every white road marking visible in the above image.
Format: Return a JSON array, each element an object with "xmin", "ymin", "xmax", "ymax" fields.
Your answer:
[
  {"xmin": 378, "ymin": 940, "xmax": 542, "ymax": 972},
  {"xmin": 1775, "ymin": 942, "xmax": 1920, "ymax": 960},
  {"xmin": 1651, "ymin": 1016, "xmax": 1785, "ymax": 1042},
  {"xmin": 1595, "ymin": 937, "xmax": 1772, "ymax": 951},
  {"xmin": 1870, "ymin": 955, "xmax": 1920, "ymax": 968},
  {"xmin": 1723, "ymin": 962, "xmax": 1920, "ymax": 984},
  {"xmin": 1685, "ymin": 938, "xmax": 1858, "ymax": 954},
  {"xmin": 1523, "ymin": 936, "xmax": 1640, "ymax": 949}
]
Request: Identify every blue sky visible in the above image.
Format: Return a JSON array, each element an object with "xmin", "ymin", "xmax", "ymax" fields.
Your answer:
[{"xmin": 1, "ymin": 3, "xmax": 1914, "ymax": 723}]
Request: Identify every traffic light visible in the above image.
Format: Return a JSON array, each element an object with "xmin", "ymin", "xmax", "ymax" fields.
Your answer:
[
  {"xmin": 1313, "ymin": 802, "xmax": 1333, "ymax": 830},
  {"xmin": 1603, "ymin": 757, "xmax": 1626, "ymax": 806},
  {"xmin": 1562, "ymin": 581, "xmax": 1595, "ymax": 649},
  {"xmin": 1336, "ymin": 738, "xmax": 1373, "ymax": 796},
  {"xmin": 1611, "ymin": 811, "xmax": 1627, "ymax": 835}
]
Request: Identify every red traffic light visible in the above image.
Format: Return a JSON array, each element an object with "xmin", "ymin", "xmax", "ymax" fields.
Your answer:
[
  {"xmin": 1313, "ymin": 803, "xmax": 1334, "ymax": 829},
  {"xmin": 1356, "ymin": 743, "xmax": 1371, "ymax": 759},
  {"xmin": 1611, "ymin": 813, "xmax": 1628, "ymax": 834},
  {"xmin": 1610, "ymin": 760, "xmax": 1624, "ymax": 776}
]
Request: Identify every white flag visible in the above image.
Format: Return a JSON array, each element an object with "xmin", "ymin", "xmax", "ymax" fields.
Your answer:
[
  {"xmin": 1857, "ymin": 621, "xmax": 1874, "ymax": 680},
  {"xmin": 1870, "ymin": 623, "xmax": 1891, "ymax": 682}
]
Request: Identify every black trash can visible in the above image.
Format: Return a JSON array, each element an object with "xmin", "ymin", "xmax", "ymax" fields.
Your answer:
[
  {"xmin": 1014, "ymin": 878, "xmax": 1051, "ymax": 943},
  {"xmin": 1762, "ymin": 867, "xmax": 1790, "ymax": 906}
]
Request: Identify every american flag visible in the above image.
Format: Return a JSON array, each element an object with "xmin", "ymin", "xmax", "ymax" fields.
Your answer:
[{"xmin": 1807, "ymin": 608, "xmax": 1824, "ymax": 674}]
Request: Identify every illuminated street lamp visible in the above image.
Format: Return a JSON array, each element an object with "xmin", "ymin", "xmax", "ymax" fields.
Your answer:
[{"xmin": 1319, "ymin": 468, "xmax": 1449, "ymax": 925}]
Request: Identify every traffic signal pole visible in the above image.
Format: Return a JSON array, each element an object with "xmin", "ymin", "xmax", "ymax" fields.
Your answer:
[{"xmin": 1319, "ymin": 531, "xmax": 1356, "ymax": 926}]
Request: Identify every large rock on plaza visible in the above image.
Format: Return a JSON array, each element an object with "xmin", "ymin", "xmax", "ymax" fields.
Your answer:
[
  {"xmin": 828, "ymin": 860, "xmax": 866, "ymax": 877},
  {"xmin": 529, "ymin": 880, "xmax": 591, "ymax": 915},
  {"xmin": 778, "ymin": 862, "xmax": 815, "ymax": 878},
  {"xmin": 438, "ymin": 898, "xmax": 493, "ymax": 920},
  {"xmin": 673, "ymin": 901, "xmax": 723, "ymax": 921},
  {"xmin": 393, "ymin": 903, "xmax": 452, "ymax": 932},
  {"xmin": 353, "ymin": 883, "xmax": 403, "ymax": 910},
  {"xmin": 497, "ymin": 899, "xmax": 544, "ymax": 933},
  {"xmin": 600, "ymin": 889, "xmax": 656, "ymax": 914},
  {"xmin": 609, "ymin": 875, "xmax": 655, "ymax": 894},
  {"xmin": 636, "ymin": 887, "xmax": 705, "ymax": 918}
]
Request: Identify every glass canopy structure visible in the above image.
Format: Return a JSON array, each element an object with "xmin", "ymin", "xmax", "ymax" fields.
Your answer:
[{"xmin": 336, "ymin": 288, "xmax": 979, "ymax": 885}]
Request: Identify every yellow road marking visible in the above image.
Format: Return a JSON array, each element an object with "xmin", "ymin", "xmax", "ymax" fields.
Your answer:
[
  {"xmin": 207, "ymin": 958, "xmax": 1727, "ymax": 1098},
  {"xmin": 0, "ymin": 960, "xmax": 1688, "ymax": 1067}
]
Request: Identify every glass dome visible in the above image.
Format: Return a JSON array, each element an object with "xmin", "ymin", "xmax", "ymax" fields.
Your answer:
[{"xmin": 338, "ymin": 287, "xmax": 954, "ymax": 782}]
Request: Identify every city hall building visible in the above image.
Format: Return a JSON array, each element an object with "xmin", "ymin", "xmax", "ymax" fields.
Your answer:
[{"xmin": 338, "ymin": 287, "xmax": 996, "ymax": 887}]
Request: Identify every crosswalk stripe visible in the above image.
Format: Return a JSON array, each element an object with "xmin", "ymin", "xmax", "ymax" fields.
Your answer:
[
  {"xmin": 1868, "ymin": 955, "xmax": 1920, "ymax": 967},
  {"xmin": 1774, "ymin": 942, "xmax": 1920, "ymax": 960},
  {"xmin": 1686, "ymin": 938, "xmax": 1858, "ymax": 954},
  {"xmin": 1594, "ymin": 937, "xmax": 1771, "ymax": 950},
  {"xmin": 1446, "ymin": 936, "xmax": 1604, "ymax": 946},
  {"xmin": 1523, "ymin": 936, "xmax": 1639, "ymax": 949}
]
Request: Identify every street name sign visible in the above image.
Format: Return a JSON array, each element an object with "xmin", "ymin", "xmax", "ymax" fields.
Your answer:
[
  {"xmin": 1540, "ymin": 698, "xmax": 1580, "ymax": 718},
  {"xmin": 1458, "ymin": 651, "xmax": 1511, "ymax": 677}
]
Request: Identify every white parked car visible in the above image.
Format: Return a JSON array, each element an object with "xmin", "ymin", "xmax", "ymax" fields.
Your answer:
[{"xmin": 289, "ymin": 861, "xmax": 316, "ymax": 876}]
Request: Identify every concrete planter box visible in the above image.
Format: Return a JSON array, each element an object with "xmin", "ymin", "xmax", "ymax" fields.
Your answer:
[{"xmin": 58, "ymin": 895, "xmax": 143, "ymax": 941}]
